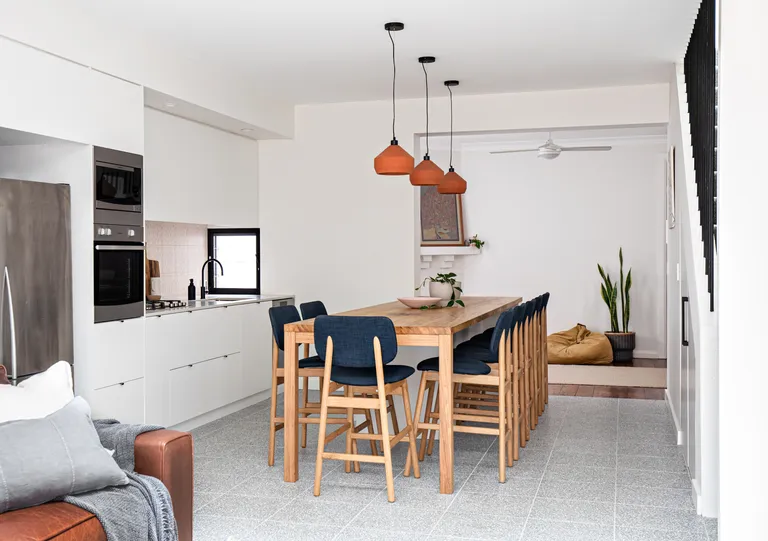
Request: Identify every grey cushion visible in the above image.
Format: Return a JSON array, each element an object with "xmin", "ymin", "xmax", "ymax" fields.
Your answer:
[{"xmin": 0, "ymin": 397, "xmax": 129, "ymax": 514}]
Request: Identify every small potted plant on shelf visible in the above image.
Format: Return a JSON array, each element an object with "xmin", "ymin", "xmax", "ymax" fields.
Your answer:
[
  {"xmin": 466, "ymin": 234, "xmax": 485, "ymax": 250},
  {"xmin": 416, "ymin": 272, "xmax": 464, "ymax": 307},
  {"xmin": 597, "ymin": 248, "xmax": 635, "ymax": 362}
]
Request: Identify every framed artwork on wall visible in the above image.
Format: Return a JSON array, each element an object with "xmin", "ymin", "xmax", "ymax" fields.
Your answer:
[
  {"xmin": 667, "ymin": 145, "xmax": 676, "ymax": 229},
  {"xmin": 420, "ymin": 186, "xmax": 465, "ymax": 246}
]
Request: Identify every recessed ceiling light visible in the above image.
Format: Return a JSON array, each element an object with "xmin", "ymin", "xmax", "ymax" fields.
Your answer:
[
  {"xmin": 240, "ymin": 128, "xmax": 254, "ymax": 133},
  {"xmin": 164, "ymin": 102, "xmax": 176, "ymax": 108}
]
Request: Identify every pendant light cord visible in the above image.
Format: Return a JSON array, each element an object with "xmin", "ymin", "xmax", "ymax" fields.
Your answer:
[
  {"xmin": 448, "ymin": 84, "xmax": 454, "ymax": 168},
  {"xmin": 388, "ymin": 30, "xmax": 397, "ymax": 141},
  {"xmin": 422, "ymin": 62, "xmax": 430, "ymax": 156}
]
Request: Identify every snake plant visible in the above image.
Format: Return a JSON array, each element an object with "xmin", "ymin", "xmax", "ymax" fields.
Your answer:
[{"xmin": 598, "ymin": 248, "xmax": 632, "ymax": 333}]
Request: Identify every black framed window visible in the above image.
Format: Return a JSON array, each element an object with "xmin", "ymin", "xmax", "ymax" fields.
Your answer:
[{"xmin": 207, "ymin": 228, "xmax": 260, "ymax": 295}]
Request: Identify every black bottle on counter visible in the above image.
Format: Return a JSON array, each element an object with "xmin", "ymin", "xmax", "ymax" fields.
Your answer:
[{"xmin": 188, "ymin": 279, "xmax": 196, "ymax": 301}]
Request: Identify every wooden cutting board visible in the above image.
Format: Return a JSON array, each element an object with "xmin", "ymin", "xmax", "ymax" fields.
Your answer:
[{"xmin": 146, "ymin": 256, "xmax": 161, "ymax": 300}]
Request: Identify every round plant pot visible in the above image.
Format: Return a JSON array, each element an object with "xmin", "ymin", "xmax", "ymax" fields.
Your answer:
[
  {"xmin": 605, "ymin": 332, "xmax": 636, "ymax": 362},
  {"xmin": 429, "ymin": 281, "xmax": 461, "ymax": 307}
]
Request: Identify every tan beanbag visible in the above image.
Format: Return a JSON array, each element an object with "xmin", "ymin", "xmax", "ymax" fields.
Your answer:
[{"xmin": 548, "ymin": 324, "xmax": 613, "ymax": 365}]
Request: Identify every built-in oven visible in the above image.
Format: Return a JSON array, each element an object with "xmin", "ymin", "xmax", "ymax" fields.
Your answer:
[
  {"xmin": 94, "ymin": 147, "xmax": 143, "ymax": 227},
  {"xmin": 94, "ymin": 224, "xmax": 145, "ymax": 323}
]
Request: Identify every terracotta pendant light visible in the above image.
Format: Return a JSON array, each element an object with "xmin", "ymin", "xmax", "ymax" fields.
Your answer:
[
  {"xmin": 438, "ymin": 80, "xmax": 467, "ymax": 194},
  {"xmin": 410, "ymin": 56, "xmax": 444, "ymax": 186},
  {"xmin": 374, "ymin": 22, "xmax": 414, "ymax": 176}
]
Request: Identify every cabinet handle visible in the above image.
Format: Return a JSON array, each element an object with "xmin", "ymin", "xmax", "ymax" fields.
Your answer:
[
  {"xmin": 188, "ymin": 364, "xmax": 193, "ymax": 368},
  {"xmin": 681, "ymin": 296, "xmax": 689, "ymax": 346},
  {"xmin": 119, "ymin": 382, "xmax": 125, "ymax": 386}
]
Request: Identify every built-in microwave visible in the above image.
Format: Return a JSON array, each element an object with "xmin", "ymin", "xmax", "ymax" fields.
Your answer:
[
  {"xmin": 94, "ymin": 224, "xmax": 145, "ymax": 323},
  {"xmin": 94, "ymin": 147, "xmax": 143, "ymax": 227}
]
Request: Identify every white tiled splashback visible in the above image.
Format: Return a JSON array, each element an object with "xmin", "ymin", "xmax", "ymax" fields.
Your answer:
[{"xmin": 145, "ymin": 221, "xmax": 208, "ymax": 300}]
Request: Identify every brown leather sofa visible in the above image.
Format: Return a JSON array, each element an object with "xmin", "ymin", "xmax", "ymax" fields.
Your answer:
[{"xmin": 0, "ymin": 429, "xmax": 193, "ymax": 541}]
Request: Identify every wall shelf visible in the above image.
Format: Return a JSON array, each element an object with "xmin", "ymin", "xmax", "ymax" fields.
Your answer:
[
  {"xmin": 420, "ymin": 246, "xmax": 481, "ymax": 257},
  {"xmin": 420, "ymin": 246, "xmax": 481, "ymax": 270}
]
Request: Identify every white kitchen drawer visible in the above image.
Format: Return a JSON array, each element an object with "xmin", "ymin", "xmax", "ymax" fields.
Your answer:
[
  {"xmin": 193, "ymin": 307, "xmax": 241, "ymax": 363},
  {"xmin": 147, "ymin": 307, "xmax": 241, "ymax": 371},
  {"xmin": 89, "ymin": 318, "xmax": 145, "ymax": 390},
  {"xmin": 88, "ymin": 378, "xmax": 145, "ymax": 424},
  {"xmin": 168, "ymin": 353, "xmax": 243, "ymax": 426}
]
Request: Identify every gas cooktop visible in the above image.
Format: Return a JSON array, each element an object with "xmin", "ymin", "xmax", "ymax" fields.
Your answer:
[{"xmin": 146, "ymin": 299, "xmax": 186, "ymax": 311}]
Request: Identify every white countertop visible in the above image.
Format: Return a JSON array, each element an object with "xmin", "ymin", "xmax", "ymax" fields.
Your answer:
[{"xmin": 145, "ymin": 294, "xmax": 294, "ymax": 317}]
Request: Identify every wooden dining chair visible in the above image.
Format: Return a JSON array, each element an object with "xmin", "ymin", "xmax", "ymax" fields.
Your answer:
[
  {"xmin": 298, "ymin": 300, "xmax": 328, "ymax": 449},
  {"xmin": 267, "ymin": 305, "xmax": 379, "ymax": 466},
  {"xmin": 299, "ymin": 300, "xmax": 393, "ymax": 456},
  {"xmin": 530, "ymin": 295, "xmax": 544, "ymax": 430},
  {"xmin": 313, "ymin": 315, "xmax": 420, "ymax": 503},
  {"xmin": 410, "ymin": 307, "xmax": 522, "ymax": 482}
]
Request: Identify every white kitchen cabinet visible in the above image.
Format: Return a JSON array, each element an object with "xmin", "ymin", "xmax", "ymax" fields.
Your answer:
[
  {"xmin": 168, "ymin": 353, "xmax": 242, "ymax": 426},
  {"xmin": 234, "ymin": 302, "xmax": 274, "ymax": 396},
  {"xmin": 88, "ymin": 318, "xmax": 145, "ymax": 390},
  {"xmin": 143, "ymin": 108, "xmax": 258, "ymax": 226},
  {"xmin": 145, "ymin": 303, "xmax": 270, "ymax": 426},
  {"xmin": 0, "ymin": 38, "xmax": 143, "ymax": 154},
  {"xmin": 88, "ymin": 378, "xmax": 145, "ymax": 424}
]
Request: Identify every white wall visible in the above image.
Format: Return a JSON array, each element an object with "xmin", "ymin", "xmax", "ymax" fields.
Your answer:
[
  {"xmin": 144, "ymin": 108, "xmax": 260, "ymax": 227},
  {"xmin": 668, "ymin": 65, "xmax": 719, "ymax": 517},
  {"xmin": 451, "ymin": 138, "xmax": 667, "ymax": 357},
  {"xmin": 0, "ymin": 3, "xmax": 293, "ymax": 138},
  {"xmin": 0, "ymin": 37, "xmax": 144, "ymax": 154},
  {"xmin": 719, "ymin": 0, "xmax": 768, "ymax": 538},
  {"xmin": 666, "ymin": 78, "xmax": 684, "ymax": 441}
]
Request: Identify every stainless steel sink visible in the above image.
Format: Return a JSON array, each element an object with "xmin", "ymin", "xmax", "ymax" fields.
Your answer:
[{"xmin": 187, "ymin": 299, "xmax": 229, "ymax": 307}]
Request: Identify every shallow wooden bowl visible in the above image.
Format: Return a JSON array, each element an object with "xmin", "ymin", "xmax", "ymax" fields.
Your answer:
[{"xmin": 397, "ymin": 297, "xmax": 442, "ymax": 309}]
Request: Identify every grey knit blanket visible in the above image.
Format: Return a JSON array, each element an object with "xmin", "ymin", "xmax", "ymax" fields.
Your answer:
[{"xmin": 63, "ymin": 420, "xmax": 179, "ymax": 541}]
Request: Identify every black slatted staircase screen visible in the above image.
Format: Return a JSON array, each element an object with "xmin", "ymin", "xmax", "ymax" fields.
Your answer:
[{"xmin": 684, "ymin": 0, "xmax": 717, "ymax": 312}]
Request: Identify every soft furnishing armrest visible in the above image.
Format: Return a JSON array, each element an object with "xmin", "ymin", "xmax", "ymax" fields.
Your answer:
[{"xmin": 134, "ymin": 430, "xmax": 193, "ymax": 541}]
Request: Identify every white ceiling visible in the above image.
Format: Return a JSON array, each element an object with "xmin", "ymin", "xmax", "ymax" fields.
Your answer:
[{"xmin": 58, "ymin": 0, "xmax": 700, "ymax": 106}]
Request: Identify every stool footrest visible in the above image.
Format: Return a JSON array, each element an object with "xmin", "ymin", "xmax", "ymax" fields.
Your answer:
[{"xmin": 323, "ymin": 452, "xmax": 386, "ymax": 464}]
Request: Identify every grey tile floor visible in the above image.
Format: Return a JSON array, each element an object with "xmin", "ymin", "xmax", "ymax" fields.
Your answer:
[{"xmin": 191, "ymin": 393, "xmax": 718, "ymax": 541}]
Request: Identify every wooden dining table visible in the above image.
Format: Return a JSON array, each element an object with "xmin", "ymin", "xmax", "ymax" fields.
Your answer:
[{"xmin": 281, "ymin": 295, "xmax": 521, "ymax": 494}]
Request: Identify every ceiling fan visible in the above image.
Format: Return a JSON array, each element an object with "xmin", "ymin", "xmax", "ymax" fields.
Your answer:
[{"xmin": 490, "ymin": 133, "xmax": 612, "ymax": 160}]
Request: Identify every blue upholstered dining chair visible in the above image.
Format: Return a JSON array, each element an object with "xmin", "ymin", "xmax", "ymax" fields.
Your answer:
[
  {"xmin": 299, "ymin": 300, "xmax": 328, "ymax": 320},
  {"xmin": 300, "ymin": 299, "xmax": 401, "ymax": 456},
  {"xmin": 312, "ymin": 315, "xmax": 420, "ymax": 503},
  {"xmin": 296, "ymin": 300, "xmax": 329, "ymax": 448},
  {"xmin": 266, "ymin": 305, "xmax": 327, "ymax": 466},
  {"xmin": 410, "ymin": 307, "xmax": 524, "ymax": 483}
]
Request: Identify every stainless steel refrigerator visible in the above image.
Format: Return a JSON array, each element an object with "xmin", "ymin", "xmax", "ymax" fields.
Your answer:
[{"xmin": 0, "ymin": 178, "xmax": 73, "ymax": 383}]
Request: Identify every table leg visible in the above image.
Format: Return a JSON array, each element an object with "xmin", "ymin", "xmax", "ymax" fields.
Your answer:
[
  {"xmin": 438, "ymin": 334, "xmax": 454, "ymax": 494},
  {"xmin": 283, "ymin": 331, "xmax": 299, "ymax": 482}
]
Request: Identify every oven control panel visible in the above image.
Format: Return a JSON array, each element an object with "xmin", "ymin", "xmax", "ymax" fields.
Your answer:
[{"xmin": 94, "ymin": 223, "xmax": 144, "ymax": 242}]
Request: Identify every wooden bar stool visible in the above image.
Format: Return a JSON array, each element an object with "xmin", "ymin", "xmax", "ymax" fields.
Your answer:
[
  {"xmin": 410, "ymin": 307, "xmax": 523, "ymax": 482},
  {"xmin": 298, "ymin": 301, "xmax": 329, "ymax": 449},
  {"xmin": 313, "ymin": 316, "xmax": 420, "ymax": 503},
  {"xmin": 530, "ymin": 296, "xmax": 544, "ymax": 430},
  {"xmin": 267, "ymin": 305, "xmax": 379, "ymax": 466}
]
